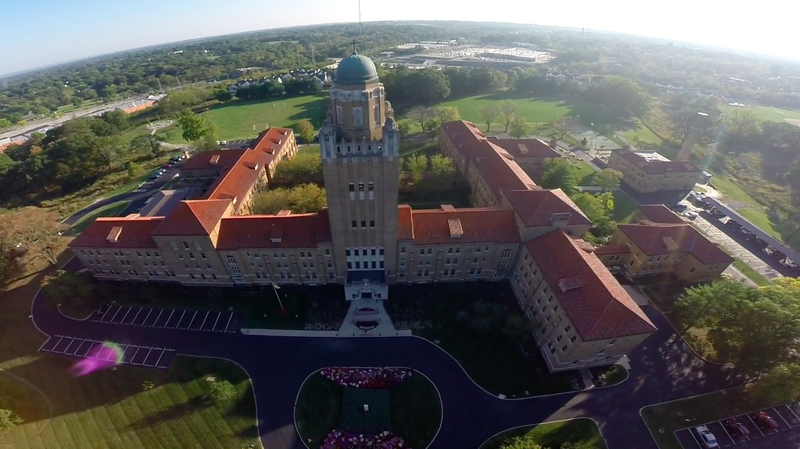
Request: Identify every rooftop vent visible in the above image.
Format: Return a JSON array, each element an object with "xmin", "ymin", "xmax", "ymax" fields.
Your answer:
[
  {"xmin": 517, "ymin": 143, "xmax": 529, "ymax": 155},
  {"xmin": 558, "ymin": 276, "xmax": 585, "ymax": 292},
  {"xmin": 106, "ymin": 226, "xmax": 123, "ymax": 243},
  {"xmin": 448, "ymin": 218, "xmax": 463, "ymax": 239},
  {"xmin": 441, "ymin": 205, "xmax": 456, "ymax": 212},
  {"xmin": 663, "ymin": 236, "xmax": 679, "ymax": 251},
  {"xmin": 210, "ymin": 155, "xmax": 220, "ymax": 166},
  {"xmin": 551, "ymin": 212, "xmax": 572, "ymax": 227}
]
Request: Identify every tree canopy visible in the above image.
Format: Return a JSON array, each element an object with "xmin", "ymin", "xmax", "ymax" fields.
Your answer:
[
  {"xmin": 251, "ymin": 184, "xmax": 327, "ymax": 215},
  {"xmin": 540, "ymin": 159, "xmax": 579, "ymax": 196}
]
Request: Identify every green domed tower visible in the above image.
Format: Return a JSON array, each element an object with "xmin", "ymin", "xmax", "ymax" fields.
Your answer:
[{"xmin": 319, "ymin": 51, "xmax": 400, "ymax": 299}]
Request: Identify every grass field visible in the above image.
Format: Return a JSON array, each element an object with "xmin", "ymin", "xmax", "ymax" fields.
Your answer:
[
  {"xmin": 623, "ymin": 120, "xmax": 664, "ymax": 145},
  {"xmin": 480, "ymin": 418, "xmax": 607, "ymax": 449},
  {"xmin": 0, "ymin": 251, "xmax": 260, "ymax": 449},
  {"xmin": 571, "ymin": 159, "xmax": 598, "ymax": 185},
  {"xmin": 612, "ymin": 190, "xmax": 639, "ymax": 223},
  {"xmin": 719, "ymin": 103, "xmax": 800, "ymax": 123},
  {"xmin": 437, "ymin": 94, "xmax": 571, "ymax": 132},
  {"xmin": 200, "ymin": 95, "xmax": 326, "ymax": 141},
  {"xmin": 641, "ymin": 386, "xmax": 783, "ymax": 449},
  {"xmin": 732, "ymin": 259, "xmax": 771, "ymax": 286},
  {"xmin": 67, "ymin": 200, "xmax": 130, "ymax": 235}
]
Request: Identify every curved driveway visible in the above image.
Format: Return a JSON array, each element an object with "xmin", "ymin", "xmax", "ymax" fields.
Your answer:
[{"xmin": 31, "ymin": 289, "xmax": 739, "ymax": 449}]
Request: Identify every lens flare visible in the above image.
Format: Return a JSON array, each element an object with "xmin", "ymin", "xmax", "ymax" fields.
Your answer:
[{"xmin": 70, "ymin": 342, "xmax": 124, "ymax": 377}]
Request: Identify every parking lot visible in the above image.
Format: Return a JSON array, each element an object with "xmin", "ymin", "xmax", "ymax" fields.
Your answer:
[
  {"xmin": 674, "ymin": 402, "xmax": 800, "ymax": 448},
  {"xmin": 91, "ymin": 305, "xmax": 242, "ymax": 334},
  {"xmin": 39, "ymin": 335, "xmax": 176, "ymax": 369}
]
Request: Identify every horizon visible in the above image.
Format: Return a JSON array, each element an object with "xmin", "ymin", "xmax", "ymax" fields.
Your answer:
[{"xmin": 1, "ymin": 0, "xmax": 798, "ymax": 77}]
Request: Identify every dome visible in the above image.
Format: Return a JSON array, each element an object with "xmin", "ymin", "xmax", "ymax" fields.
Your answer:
[{"xmin": 335, "ymin": 54, "xmax": 379, "ymax": 85}]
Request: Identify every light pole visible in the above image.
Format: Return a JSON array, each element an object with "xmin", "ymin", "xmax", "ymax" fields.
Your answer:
[{"xmin": 271, "ymin": 283, "xmax": 284, "ymax": 311}]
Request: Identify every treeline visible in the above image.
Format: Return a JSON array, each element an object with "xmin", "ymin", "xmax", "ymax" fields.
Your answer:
[
  {"xmin": 383, "ymin": 66, "xmax": 507, "ymax": 108},
  {"xmin": 220, "ymin": 77, "xmax": 321, "ymax": 102},
  {"xmin": 0, "ymin": 111, "xmax": 159, "ymax": 204}
]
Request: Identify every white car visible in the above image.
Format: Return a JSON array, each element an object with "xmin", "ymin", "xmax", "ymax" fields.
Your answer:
[
  {"xmin": 683, "ymin": 211, "xmax": 699, "ymax": 220},
  {"xmin": 693, "ymin": 426, "xmax": 719, "ymax": 448}
]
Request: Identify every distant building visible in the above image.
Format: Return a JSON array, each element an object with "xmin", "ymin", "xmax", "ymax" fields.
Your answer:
[{"xmin": 608, "ymin": 149, "xmax": 703, "ymax": 199}]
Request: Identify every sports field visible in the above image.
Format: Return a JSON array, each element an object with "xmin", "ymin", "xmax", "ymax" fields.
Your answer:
[
  {"xmin": 437, "ymin": 95, "xmax": 571, "ymax": 131},
  {"xmin": 719, "ymin": 103, "xmax": 800, "ymax": 123},
  {"xmin": 201, "ymin": 95, "xmax": 326, "ymax": 141}
]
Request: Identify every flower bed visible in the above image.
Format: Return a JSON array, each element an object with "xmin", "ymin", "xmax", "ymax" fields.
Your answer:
[
  {"xmin": 321, "ymin": 367, "xmax": 412, "ymax": 389},
  {"xmin": 322, "ymin": 430, "xmax": 409, "ymax": 449}
]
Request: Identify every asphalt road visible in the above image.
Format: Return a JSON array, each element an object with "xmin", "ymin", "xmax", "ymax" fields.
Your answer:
[{"xmin": 31, "ymin": 282, "xmax": 742, "ymax": 449}]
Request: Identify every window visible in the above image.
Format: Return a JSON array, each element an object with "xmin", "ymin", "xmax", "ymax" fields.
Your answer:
[
  {"xmin": 300, "ymin": 251, "xmax": 305, "ymax": 258},
  {"xmin": 561, "ymin": 345, "xmax": 568, "ymax": 352},
  {"xmin": 354, "ymin": 249, "xmax": 360, "ymax": 256},
  {"xmin": 502, "ymin": 249, "xmax": 511, "ymax": 258},
  {"xmin": 346, "ymin": 249, "xmax": 351, "ymax": 256},
  {"xmin": 183, "ymin": 241, "xmax": 190, "ymax": 250},
  {"xmin": 401, "ymin": 247, "xmax": 406, "ymax": 254},
  {"xmin": 448, "ymin": 248, "xmax": 453, "ymax": 254},
  {"xmin": 565, "ymin": 325, "xmax": 572, "ymax": 333},
  {"xmin": 201, "ymin": 253, "xmax": 206, "ymax": 260},
  {"xmin": 370, "ymin": 220, "xmax": 375, "ymax": 228},
  {"xmin": 352, "ymin": 220, "xmax": 357, "ymax": 229},
  {"xmin": 348, "ymin": 262, "xmax": 353, "ymax": 269},
  {"xmin": 361, "ymin": 220, "xmax": 366, "ymax": 228},
  {"xmin": 227, "ymin": 256, "xmax": 236, "ymax": 265},
  {"xmin": 349, "ymin": 183, "xmax": 354, "ymax": 192},
  {"xmin": 498, "ymin": 261, "xmax": 507, "ymax": 269},
  {"xmin": 336, "ymin": 105, "xmax": 343, "ymax": 125},
  {"xmin": 355, "ymin": 262, "xmax": 360, "ymax": 269},
  {"xmin": 326, "ymin": 249, "xmax": 331, "ymax": 255},
  {"xmin": 608, "ymin": 339, "xmax": 616, "ymax": 345},
  {"xmin": 380, "ymin": 261, "xmax": 384, "ymax": 268},
  {"xmin": 570, "ymin": 335, "xmax": 577, "ymax": 343},
  {"xmin": 327, "ymin": 262, "xmax": 332, "ymax": 268},
  {"xmin": 689, "ymin": 267, "xmax": 696, "ymax": 273},
  {"xmin": 475, "ymin": 247, "xmax": 481, "ymax": 253},
  {"xmin": 380, "ymin": 249, "xmax": 384, "ymax": 255},
  {"xmin": 473, "ymin": 258, "xmax": 478, "ymax": 264},
  {"xmin": 189, "ymin": 253, "xmax": 195, "ymax": 260},
  {"xmin": 353, "ymin": 107, "xmax": 363, "ymax": 126},
  {"xmin": 557, "ymin": 335, "xmax": 563, "ymax": 342}
]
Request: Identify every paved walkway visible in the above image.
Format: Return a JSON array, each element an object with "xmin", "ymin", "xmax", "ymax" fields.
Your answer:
[{"xmin": 31, "ymin": 285, "xmax": 741, "ymax": 449}]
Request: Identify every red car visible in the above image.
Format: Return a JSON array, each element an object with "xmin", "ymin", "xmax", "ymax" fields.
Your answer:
[
  {"xmin": 161, "ymin": 163, "xmax": 172, "ymax": 169},
  {"xmin": 753, "ymin": 411, "xmax": 779, "ymax": 431},
  {"xmin": 723, "ymin": 419, "xmax": 749, "ymax": 438}
]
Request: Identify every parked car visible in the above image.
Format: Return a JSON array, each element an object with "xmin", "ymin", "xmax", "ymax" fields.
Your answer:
[
  {"xmin": 753, "ymin": 411, "xmax": 779, "ymax": 431},
  {"xmin": 161, "ymin": 163, "xmax": 172, "ymax": 169},
  {"xmin": 683, "ymin": 211, "xmax": 698, "ymax": 220},
  {"xmin": 671, "ymin": 203, "xmax": 688, "ymax": 212},
  {"xmin": 723, "ymin": 420, "xmax": 749, "ymax": 438},
  {"xmin": 693, "ymin": 426, "xmax": 719, "ymax": 448}
]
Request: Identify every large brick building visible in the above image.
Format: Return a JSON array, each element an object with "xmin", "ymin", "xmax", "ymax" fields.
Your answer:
[
  {"xmin": 608, "ymin": 149, "xmax": 704, "ymax": 200},
  {"xmin": 70, "ymin": 53, "xmax": 656, "ymax": 371}
]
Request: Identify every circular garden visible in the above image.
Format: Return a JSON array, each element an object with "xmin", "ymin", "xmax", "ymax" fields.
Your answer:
[{"xmin": 295, "ymin": 367, "xmax": 442, "ymax": 449}]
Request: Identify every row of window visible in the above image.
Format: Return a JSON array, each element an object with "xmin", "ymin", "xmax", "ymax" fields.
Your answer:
[
  {"xmin": 400, "ymin": 246, "xmax": 496, "ymax": 255},
  {"xmin": 352, "ymin": 220, "xmax": 376, "ymax": 229},
  {"xmin": 347, "ymin": 261, "xmax": 384, "ymax": 270}
]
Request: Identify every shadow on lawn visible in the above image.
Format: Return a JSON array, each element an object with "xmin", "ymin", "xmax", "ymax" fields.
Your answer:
[{"xmin": 123, "ymin": 396, "xmax": 209, "ymax": 431}]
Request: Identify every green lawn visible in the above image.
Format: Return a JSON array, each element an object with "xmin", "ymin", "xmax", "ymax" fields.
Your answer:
[
  {"xmin": 641, "ymin": 386, "xmax": 784, "ymax": 449},
  {"xmin": 733, "ymin": 259, "xmax": 771, "ymax": 285},
  {"xmin": 0, "ymin": 356, "xmax": 259, "ymax": 449},
  {"xmin": 437, "ymin": 95, "xmax": 571, "ymax": 132},
  {"xmin": 623, "ymin": 120, "xmax": 664, "ymax": 145},
  {"xmin": 571, "ymin": 159, "xmax": 598, "ymax": 185},
  {"xmin": 67, "ymin": 200, "xmax": 130, "ymax": 235},
  {"xmin": 199, "ymin": 95, "xmax": 326, "ymax": 141},
  {"xmin": 612, "ymin": 190, "xmax": 639, "ymax": 223},
  {"xmin": 480, "ymin": 418, "xmax": 607, "ymax": 449},
  {"xmin": 719, "ymin": 103, "xmax": 800, "ymax": 123},
  {"xmin": 294, "ymin": 369, "xmax": 441, "ymax": 449}
]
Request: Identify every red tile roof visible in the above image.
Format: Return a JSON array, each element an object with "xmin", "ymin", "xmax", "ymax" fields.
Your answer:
[
  {"xmin": 593, "ymin": 244, "xmax": 631, "ymax": 256},
  {"xmin": 410, "ymin": 207, "xmax": 520, "ymax": 245},
  {"xmin": 618, "ymin": 223, "xmax": 733, "ymax": 264},
  {"xmin": 216, "ymin": 211, "xmax": 329, "ymax": 249},
  {"xmin": 491, "ymin": 138, "xmax": 561, "ymax": 158},
  {"xmin": 503, "ymin": 189, "xmax": 591, "ymax": 228},
  {"xmin": 397, "ymin": 205, "xmax": 413, "ymax": 240},
  {"xmin": 527, "ymin": 230, "xmax": 657, "ymax": 340},
  {"xmin": 69, "ymin": 216, "xmax": 164, "ymax": 249},
  {"xmin": 636, "ymin": 204, "xmax": 685, "ymax": 224},
  {"xmin": 617, "ymin": 149, "xmax": 702, "ymax": 174},
  {"xmin": 152, "ymin": 200, "xmax": 232, "ymax": 236},
  {"xmin": 181, "ymin": 149, "xmax": 248, "ymax": 171},
  {"xmin": 206, "ymin": 149, "xmax": 269, "ymax": 208},
  {"xmin": 251, "ymin": 127, "xmax": 294, "ymax": 154},
  {"xmin": 473, "ymin": 144, "xmax": 539, "ymax": 199}
]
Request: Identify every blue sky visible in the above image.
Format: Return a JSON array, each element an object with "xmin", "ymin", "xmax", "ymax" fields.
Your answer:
[{"xmin": 1, "ymin": 0, "xmax": 796, "ymax": 76}]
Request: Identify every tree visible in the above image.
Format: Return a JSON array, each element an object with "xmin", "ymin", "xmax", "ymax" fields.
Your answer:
[
  {"xmin": 593, "ymin": 169, "xmax": 623, "ymax": 191},
  {"xmin": 540, "ymin": 159, "xmax": 579, "ymax": 196},
  {"xmin": 572, "ymin": 192, "xmax": 616, "ymax": 238},
  {"xmin": 749, "ymin": 362, "xmax": 800, "ymax": 403},
  {"xmin": 42, "ymin": 270, "xmax": 97, "ymax": 317},
  {"xmin": 0, "ymin": 118, "xmax": 11, "ymax": 130},
  {"xmin": 177, "ymin": 109, "xmax": 210, "ymax": 143},
  {"xmin": 407, "ymin": 69, "xmax": 450, "ymax": 105},
  {"xmin": 130, "ymin": 135, "xmax": 162, "ymax": 158},
  {"xmin": 251, "ymin": 184, "xmax": 327, "ymax": 215},
  {"xmin": 499, "ymin": 101, "xmax": 517, "ymax": 133},
  {"xmin": 430, "ymin": 154, "xmax": 454, "ymax": 175},
  {"xmin": 209, "ymin": 380, "xmax": 237, "ymax": 403},
  {"xmin": 723, "ymin": 110, "xmax": 761, "ymax": 148},
  {"xmin": 509, "ymin": 116, "xmax": 529, "ymax": 138},
  {"xmin": 397, "ymin": 121, "xmax": 411, "ymax": 139},
  {"xmin": 407, "ymin": 107, "xmax": 437, "ymax": 135},
  {"xmin": 405, "ymin": 153, "xmax": 428, "ymax": 184},
  {"xmin": 127, "ymin": 162, "xmax": 141, "ymax": 178},
  {"xmin": 499, "ymin": 436, "xmax": 543, "ymax": 449},
  {"xmin": 295, "ymin": 119, "xmax": 316, "ymax": 144},
  {"xmin": 273, "ymin": 153, "xmax": 322, "ymax": 187},
  {"xmin": 214, "ymin": 87, "xmax": 233, "ymax": 102},
  {"xmin": 7, "ymin": 208, "xmax": 65, "ymax": 265},
  {"xmin": 0, "ymin": 409, "xmax": 22, "ymax": 432},
  {"xmin": 585, "ymin": 75, "xmax": 651, "ymax": 120},
  {"xmin": 435, "ymin": 106, "xmax": 461, "ymax": 125},
  {"xmin": 477, "ymin": 105, "xmax": 500, "ymax": 132}
]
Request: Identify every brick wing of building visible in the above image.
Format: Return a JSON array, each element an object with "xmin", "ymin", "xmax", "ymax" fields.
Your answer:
[
  {"xmin": 70, "ymin": 53, "xmax": 657, "ymax": 372},
  {"xmin": 608, "ymin": 149, "xmax": 704, "ymax": 202}
]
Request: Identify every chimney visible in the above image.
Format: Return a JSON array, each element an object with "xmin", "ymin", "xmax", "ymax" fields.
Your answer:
[
  {"xmin": 550, "ymin": 212, "xmax": 572, "ymax": 228},
  {"xmin": 106, "ymin": 226, "xmax": 123, "ymax": 244},
  {"xmin": 517, "ymin": 143, "xmax": 529, "ymax": 155},
  {"xmin": 677, "ymin": 112, "xmax": 710, "ymax": 162},
  {"xmin": 210, "ymin": 154, "xmax": 220, "ymax": 166},
  {"xmin": 441, "ymin": 205, "xmax": 456, "ymax": 211},
  {"xmin": 448, "ymin": 218, "xmax": 463, "ymax": 239},
  {"xmin": 276, "ymin": 210, "xmax": 292, "ymax": 217},
  {"xmin": 558, "ymin": 276, "xmax": 585, "ymax": 292}
]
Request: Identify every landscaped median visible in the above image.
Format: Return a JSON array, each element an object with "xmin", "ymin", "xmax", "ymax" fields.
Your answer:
[
  {"xmin": 295, "ymin": 367, "xmax": 441, "ymax": 449},
  {"xmin": 479, "ymin": 418, "xmax": 607, "ymax": 449}
]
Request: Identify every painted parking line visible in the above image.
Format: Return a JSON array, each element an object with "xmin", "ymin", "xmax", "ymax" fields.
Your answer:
[
  {"xmin": 772, "ymin": 406, "xmax": 792, "ymax": 428},
  {"xmin": 99, "ymin": 305, "xmax": 117, "ymax": 322},
  {"xmin": 705, "ymin": 421, "xmax": 733, "ymax": 446},
  {"xmin": 177, "ymin": 310, "xmax": 192, "ymax": 329},
  {"xmin": 149, "ymin": 309, "xmax": 165, "ymax": 327},
  {"xmin": 717, "ymin": 420, "xmax": 740, "ymax": 445},
  {"xmin": 129, "ymin": 307, "xmax": 144, "ymax": 325},
  {"xmin": 39, "ymin": 336, "xmax": 57, "ymax": 352},
  {"xmin": 130, "ymin": 346, "xmax": 151, "ymax": 365},
  {"xmin": 52, "ymin": 336, "xmax": 74, "ymax": 354},
  {"xmin": 153, "ymin": 310, "xmax": 170, "ymax": 327},
  {"xmin": 119, "ymin": 344, "xmax": 136, "ymax": 363},
  {"xmin": 141, "ymin": 347, "xmax": 154, "ymax": 365},
  {"xmin": 63, "ymin": 338, "xmax": 83, "ymax": 356},
  {"xmin": 155, "ymin": 350, "xmax": 176, "ymax": 369},
  {"xmin": 162, "ymin": 310, "xmax": 175, "ymax": 328},
  {"xmin": 119, "ymin": 307, "xmax": 133, "ymax": 324},
  {"xmin": 143, "ymin": 348, "xmax": 162, "ymax": 367},
  {"xmin": 165, "ymin": 309, "xmax": 182, "ymax": 328},
  {"xmin": 199, "ymin": 312, "xmax": 210, "ymax": 330},
  {"xmin": 207, "ymin": 311, "xmax": 221, "ymax": 332},
  {"xmin": 745, "ymin": 414, "xmax": 765, "ymax": 436},
  {"xmin": 223, "ymin": 313, "xmax": 234, "ymax": 332},
  {"xmin": 138, "ymin": 308, "xmax": 154, "ymax": 326},
  {"xmin": 75, "ymin": 339, "xmax": 94, "ymax": 358},
  {"xmin": 684, "ymin": 428, "xmax": 704, "ymax": 449},
  {"xmin": 784, "ymin": 403, "xmax": 800, "ymax": 423},
  {"xmin": 142, "ymin": 309, "xmax": 160, "ymax": 327},
  {"xmin": 186, "ymin": 311, "xmax": 199, "ymax": 329},
  {"xmin": 128, "ymin": 346, "xmax": 142, "ymax": 365},
  {"xmin": 105, "ymin": 344, "xmax": 125, "ymax": 361},
  {"xmin": 189, "ymin": 311, "xmax": 206, "ymax": 330}
]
